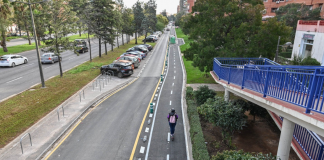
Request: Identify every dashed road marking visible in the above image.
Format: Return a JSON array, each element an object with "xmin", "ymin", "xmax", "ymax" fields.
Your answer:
[
  {"xmin": 167, "ymin": 132, "xmax": 170, "ymax": 142},
  {"xmin": 149, "ymin": 113, "xmax": 153, "ymax": 117},
  {"xmin": 140, "ymin": 146, "xmax": 145, "ymax": 154},
  {"xmin": 6, "ymin": 77, "xmax": 22, "ymax": 83},
  {"xmin": 167, "ymin": 154, "xmax": 169, "ymax": 160},
  {"xmin": 171, "ymin": 91, "xmax": 173, "ymax": 94},
  {"xmin": 172, "ymin": 83, "xmax": 174, "ymax": 86},
  {"xmin": 174, "ymin": 76, "xmax": 175, "ymax": 79},
  {"xmin": 170, "ymin": 101, "xmax": 172, "ymax": 105},
  {"xmin": 145, "ymin": 127, "xmax": 149, "ymax": 133}
]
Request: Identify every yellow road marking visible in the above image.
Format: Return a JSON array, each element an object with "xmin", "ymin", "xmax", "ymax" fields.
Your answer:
[
  {"xmin": 44, "ymin": 77, "xmax": 139, "ymax": 160},
  {"xmin": 129, "ymin": 33, "xmax": 170, "ymax": 160}
]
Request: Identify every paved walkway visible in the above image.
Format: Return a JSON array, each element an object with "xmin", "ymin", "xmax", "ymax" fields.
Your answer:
[{"xmin": 186, "ymin": 83, "xmax": 225, "ymax": 91}]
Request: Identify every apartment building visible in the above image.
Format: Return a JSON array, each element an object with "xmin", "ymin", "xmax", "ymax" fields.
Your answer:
[{"xmin": 263, "ymin": 0, "xmax": 324, "ymax": 18}]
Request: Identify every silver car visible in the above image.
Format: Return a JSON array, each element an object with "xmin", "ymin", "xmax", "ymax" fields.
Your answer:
[
  {"xmin": 41, "ymin": 53, "xmax": 61, "ymax": 64},
  {"xmin": 119, "ymin": 56, "xmax": 140, "ymax": 68}
]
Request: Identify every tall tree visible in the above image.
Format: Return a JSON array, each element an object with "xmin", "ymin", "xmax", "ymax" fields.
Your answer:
[
  {"xmin": 144, "ymin": 0, "xmax": 157, "ymax": 32},
  {"xmin": 275, "ymin": 3, "xmax": 322, "ymax": 42},
  {"xmin": 133, "ymin": 1, "xmax": 144, "ymax": 44},
  {"xmin": 12, "ymin": 3, "xmax": 32, "ymax": 45},
  {"xmin": 41, "ymin": 0, "xmax": 78, "ymax": 77},
  {"xmin": 122, "ymin": 7, "xmax": 134, "ymax": 44},
  {"xmin": 0, "ymin": 0, "xmax": 11, "ymax": 52},
  {"xmin": 161, "ymin": 9, "xmax": 167, "ymax": 17}
]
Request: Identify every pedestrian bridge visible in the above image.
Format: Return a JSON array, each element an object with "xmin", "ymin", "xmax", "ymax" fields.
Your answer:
[{"xmin": 211, "ymin": 58, "xmax": 324, "ymax": 160}]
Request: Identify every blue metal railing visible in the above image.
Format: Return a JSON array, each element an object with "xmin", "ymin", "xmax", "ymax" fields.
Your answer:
[{"xmin": 213, "ymin": 57, "xmax": 324, "ymax": 160}]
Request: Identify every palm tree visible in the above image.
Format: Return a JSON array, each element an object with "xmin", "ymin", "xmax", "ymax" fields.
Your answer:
[{"xmin": 0, "ymin": 0, "xmax": 12, "ymax": 52}]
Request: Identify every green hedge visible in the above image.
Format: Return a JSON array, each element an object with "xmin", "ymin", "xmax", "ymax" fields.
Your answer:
[
  {"xmin": 280, "ymin": 52, "xmax": 292, "ymax": 58},
  {"xmin": 186, "ymin": 87, "xmax": 210, "ymax": 160}
]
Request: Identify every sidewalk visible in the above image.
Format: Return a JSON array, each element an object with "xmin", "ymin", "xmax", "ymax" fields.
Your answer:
[{"xmin": 0, "ymin": 45, "xmax": 154, "ymax": 160}]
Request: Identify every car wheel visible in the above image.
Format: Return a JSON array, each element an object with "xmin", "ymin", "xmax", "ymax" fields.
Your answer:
[
  {"xmin": 11, "ymin": 63, "xmax": 15, "ymax": 67},
  {"xmin": 117, "ymin": 72, "xmax": 123, "ymax": 78},
  {"xmin": 101, "ymin": 70, "xmax": 105, "ymax": 75},
  {"xmin": 24, "ymin": 59, "xmax": 28, "ymax": 64}
]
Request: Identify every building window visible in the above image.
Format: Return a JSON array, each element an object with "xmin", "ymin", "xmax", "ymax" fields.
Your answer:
[
  {"xmin": 264, "ymin": 0, "xmax": 268, "ymax": 2},
  {"xmin": 319, "ymin": 4, "xmax": 323, "ymax": 11},
  {"xmin": 271, "ymin": 8, "xmax": 278, "ymax": 12},
  {"xmin": 272, "ymin": 0, "xmax": 276, "ymax": 2}
]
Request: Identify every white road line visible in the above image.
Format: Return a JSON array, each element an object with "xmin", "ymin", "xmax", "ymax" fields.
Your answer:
[
  {"xmin": 149, "ymin": 113, "xmax": 153, "ymax": 117},
  {"xmin": 140, "ymin": 146, "xmax": 145, "ymax": 154},
  {"xmin": 170, "ymin": 101, "xmax": 172, "ymax": 105},
  {"xmin": 171, "ymin": 91, "xmax": 173, "ymax": 94},
  {"xmin": 167, "ymin": 154, "xmax": 170, "ymax": 160},
  {"xmin": 167, "ymin": 132, "xmax": 170, "ymax": 142},
  {"xmin": 172, "ymin": 83, "xmax": 174, "ymax": 86},
  {"xmin": 174, "ymin": 76, "xmax": 175, "ymax": 79},
  {"xmin": 6, "ymin": 77, "xmax": 22, "ymax": 83},
  {"xmin": 145, "ymin": 127, "xmax": 149, "ymax": 133},
  {"xmin": 174, "ymin": 71, "xmax": 176, "ymax": 73}
]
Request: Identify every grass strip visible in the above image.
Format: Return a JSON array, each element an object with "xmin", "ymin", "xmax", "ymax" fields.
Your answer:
[
  {"xmin": 175, "ymin": 28, "xmax": 216, "ymax": 84},
  {"xmin": 0, "ymin": 36, "xmax": 155, "ymax": 147}
]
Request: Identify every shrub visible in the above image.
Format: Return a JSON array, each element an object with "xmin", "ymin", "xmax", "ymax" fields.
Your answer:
[
  {"xmin": 186, "ymin": 87, "xmax": 194, "ymax": 100},
  {"xmin": 194, "ymin": 85, "xmax": 216, "ymax": 105},
  {"xmin": 211, "ymin": 150, "xmax": 277, "ymax": 160},
  {"xmin": 300, "ymin": 56, "xmax": 321, "ymax": 66}
]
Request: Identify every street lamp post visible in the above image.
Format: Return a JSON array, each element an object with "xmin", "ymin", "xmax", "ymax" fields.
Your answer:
[{"xmin": 10, "ymin": 0, "xmax": 49, "ymax": 88}]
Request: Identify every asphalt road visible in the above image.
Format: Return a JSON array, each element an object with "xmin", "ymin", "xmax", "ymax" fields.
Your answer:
[
  {"xmin": 0, "ymin": 34, "xmax": 133, "ymax": 102},
  {"xmin": 46, "ymin": 31, "xmax": 170, "ymax": 160},
  {"xmin": 133, "ymin": 27, "xmax": 187, "ymax": 160}
]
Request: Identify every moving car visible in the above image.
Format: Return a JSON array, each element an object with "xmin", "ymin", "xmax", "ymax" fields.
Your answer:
[
  {"xmin": 41, "ymin": 53, "xmax": 62, "ymax": 64},
  {"xmin": 75, "ymin": 45, "xmax": 89, "ymax": 53},
  {"xmin": 74, "ymin": 39, "xmax": 87, "ymax": 46},
  {"xmin": 0, "ymin": 55, "xmax": 28, "ymax": 67},
  {"xmin": 100, "ymin": 62, "xmax": 133, "ymax": 78}
]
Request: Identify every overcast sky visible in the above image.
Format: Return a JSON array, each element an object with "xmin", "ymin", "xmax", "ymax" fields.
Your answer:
[{"xmin": 122, "ymin": 0, "xmax": 178, "ymax": 14}]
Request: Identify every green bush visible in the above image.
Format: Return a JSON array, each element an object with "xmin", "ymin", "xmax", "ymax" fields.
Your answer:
[
  {"xmin": 186, "ymin": 88, "xmax": 210, "ymax": 160},
  {"xmin": 194, "ymin": 85, "xmax": 216, "ymax": 105},
  {"xmin": 186, "ymin": 87, "xmax": 194, "ymax": 100},
  {"xmin": 280, "ymin": 52, "xmax": 292, "ymax": 58},
  {"xmin": 211, "ymin": 150, "xmax": 277, "ymax": 160},
  {"xmin": 300, "ymin": 56, "xmax": 321, "ymax": 66}
]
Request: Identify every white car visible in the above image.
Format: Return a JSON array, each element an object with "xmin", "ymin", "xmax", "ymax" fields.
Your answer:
[{"xmin": 0, "ymin": 55, "xmax": 28, "ymax": 67}]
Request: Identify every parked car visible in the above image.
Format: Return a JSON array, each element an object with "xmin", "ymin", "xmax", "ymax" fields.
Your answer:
[
  {"xmin": 126, "ymin": 46, "xmax": 148, "ymax": 53},
  {"xmin": 41, "ymin": 53, "xmax": 61, "ymax": 64},
  {"xmin": 100, "ymin": 62, "xmax": 133, "ymax": 78},
  {"xmin": 142, "ymin": 37, "xmax": 156, "ymax": 42},
  {"xmin": 0, "ymin": 55, "xmax": 28, "ymax": 67},
  {"xmin": 114, "ymin": 60, "xmax": 134, "ymax": 70},
  {"xmin": 121, "ymin": 52, "xmax": 142, "ymax": 60},
  {"xmin": 129, "ymin": 51, "xmax": 146, "ymax": 59},
  {"xmin": 75, "ymin": 44, "xmax": 89, "ymax": 53},
  {"xmin": 140, "ymin": 44, "xmax": 153, "ymax": 51},
  {"xmin": 118, "ymin": 56, "xmax": 140, "ymax": 68}
]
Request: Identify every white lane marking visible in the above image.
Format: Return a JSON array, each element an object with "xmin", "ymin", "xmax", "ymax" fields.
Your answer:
[
  {"xmin": 174, "ymin": 66, "xmax": 175, "ymax": 68},
  {"xmin": 167, "ymin": 154, "xmax": 169, "ymax": 160},
  {"xmin": 174, "ymin": 71, "xmax": 176, "ymax": 73},
  {"xmin": 172, "ymin": 83, "xmax": 174, "ymax": 86},
  {"xmin": 171, "ymin": 91, "xmax": 173, "ymax": 94},
  {"xmin": 155, "ymin": 94, "xmax": 158, "ymax": 97},
  {"xmin": 140, "ymin": 146, "xmax": 145, "ymax": 153},
  {"xmin": 6, "ymin": 77, "xmax": 23, "ymax": 83},
  {"xmin": 170, "ymin": 101, "xmax": 172, "ymax": 105},
  {"xmin": 149, "ymin": 113, "xmax": 153, "ymax": 117},
  {"xmin": 167, "ymin": 132, "xmax": 170, "ymax": 142},
  {"xmin": 145, "ymin": 127, "xmax": 149, "ymax": 133},
  {"xmin": 174, "ymin": 76, "xmax": 175, "ymax": 79}
]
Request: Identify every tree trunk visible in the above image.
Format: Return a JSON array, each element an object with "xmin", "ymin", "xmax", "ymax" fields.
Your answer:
[
  {"xmin": 18, "ymin": 18, "xmax": 22, "ymax": 37},
  {"xmin": 79, "ymin": 26, "xmax": 82, "ymax": 37},
  {"xmin": 122, "ymin": 32, "xmax": 124, "ymax": 45},
  {"xmin": 144, "ymin": 32, "xmax": 147, "ymax": 44},
  {"xmin": 99, "ymin": 38, "xmax": 101, "ymax": 57},
  {"xmin": 117, "ymin": 32, "xmax": 119, "ymax": 48},
  {"xmin": 55, "ymin": 33, "xmax": 63, "ymax": 77},
  {"xmin": 135, "ymin": 31, "xmax": 138, "ymax": 44},
  {"xmin": 105, "ymin": 42, "xmax": 107, "ymax": 55},
  {"xmin": 88, "ymin": 31, "xmax": 92, "ymax": 62},
  {"xmin": 111, "ymin": 42, "xmax": 113, "ymax": 51},
  {"xmin": 24, "ymin": 20, "xmax": 31, "ymax": 45},
  {"xmin": 1, "ymin": 31, "xmax": 8, "ymax": 52}
]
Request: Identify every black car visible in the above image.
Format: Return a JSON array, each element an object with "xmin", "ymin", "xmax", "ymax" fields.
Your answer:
[
  {"xmin": 139, "ymin": 44, "xmax": 152, "ymax": 51},
  {"xmin": 142, "ymin": 37, "xmax": 156, "ymax": 42},
  {"xmin": 75, "ymin": 45, "xmax": 89, "ymax": 53},
  {"xmin": 100, "ymin": 62, "xmax": 133, "ymax": 78},
  {"xmin": 126, "ymin": 46, "xmax": 148, "ymax": 53}
]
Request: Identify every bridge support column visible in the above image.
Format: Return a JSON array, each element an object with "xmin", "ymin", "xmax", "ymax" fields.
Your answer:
[
  {"xmin": 277, "ymin": 118, "xmax": 295, "ymax": 160},
  {"xmin": 224, "ymin": 88, "xmax": 229, "ymax": 102}
]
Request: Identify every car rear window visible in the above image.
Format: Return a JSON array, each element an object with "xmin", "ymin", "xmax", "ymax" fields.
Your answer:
[
  {"xmin": 0, "ymin": 56, "xmax": 9, "ymax": 60},
  {"xmin": 121, "ymin": 66, "xmax": 132, "ymax": 69},
  {"xmin": 42, "ymin": 54, "xmax": 50, "ymax": 57}
]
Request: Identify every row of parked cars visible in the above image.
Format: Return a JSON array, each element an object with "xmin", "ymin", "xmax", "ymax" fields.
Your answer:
[{"xmin": 100, "ymin": 32, "xmax": 162, "ymax": 78}]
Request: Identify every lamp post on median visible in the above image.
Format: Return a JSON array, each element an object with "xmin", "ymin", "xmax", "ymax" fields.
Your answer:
[{"xmin": 9, "ymin": 0, "xmax": 50, "ymax": 88}]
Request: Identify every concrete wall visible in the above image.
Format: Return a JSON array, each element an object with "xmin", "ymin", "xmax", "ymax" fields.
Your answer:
[{"xmin": 292, "ymin": 30, "xmax": 324, "ymax": 65}]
